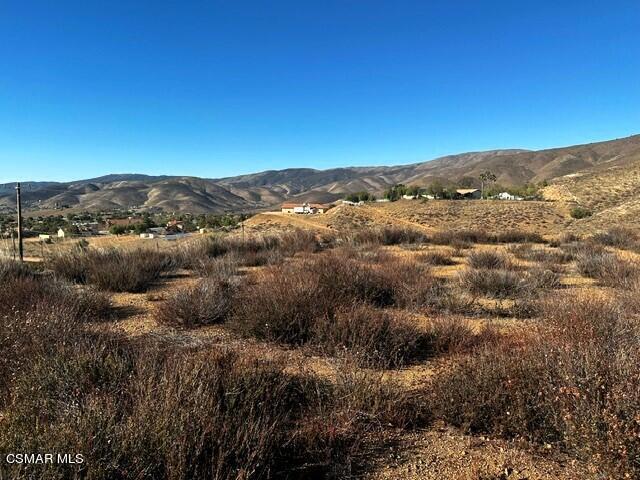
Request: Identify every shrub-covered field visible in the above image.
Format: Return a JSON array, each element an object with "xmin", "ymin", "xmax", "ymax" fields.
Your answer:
[{"xmin": 2, "ymin": 225, "xmax": 639, "ymax": 479}]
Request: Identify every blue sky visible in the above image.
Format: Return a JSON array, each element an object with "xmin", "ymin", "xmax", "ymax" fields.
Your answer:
[{"xmin": 1, "ymin": 1, "xmax": 639, "ymax": 183}]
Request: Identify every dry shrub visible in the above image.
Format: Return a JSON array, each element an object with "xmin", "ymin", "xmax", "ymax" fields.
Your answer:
[
  {"xmin": 0, "ymin": 280, "xmax": 112, "ymax": 406},
  {"xmin": 429, "ymin": 293, "xmax": 640, "ymax": 478},
  {"xmin": 192, "ymin": 254, "xmax": 239, "ymax": 281},
  {"xmin": 347, "ymin": 226, "xmax": 427, "ymax": 246},
  {"xmin": 467, "ymin": 250, "xmax": 512, "ymax": 270},
  {"xmin": 418, "ymin": 250, "xmax": 456, "ymax": 266},
  {"xmin": 427, "ymin": 317, "xmax": 500, "ymax": 355},
  {"xmin": 558, "ymin": 240, "xmax": 605, "ymax": 260},
  {"xmin": 508, "ymin": 244, "xmax": 572, "ymax": 264},
  {"xmin": 1, "ymin": 257, "xmax": 420, "ymax": 479},
  {"xmin": 157, "ymin": 279, "xmax": 236, "ymax": 328},
  {"xmin": 1, "ymin": 319, "xmax": 411, "ymax": 480},
  {"xmin": 432, "ymin": 229, "xmax": 487, "ymax": 245},
  {"xmin": 0, "ymin": 275, "xmax": 111, "ymax": 322},
  {"xmin": 490, "ymin": 230, "xmax": 544, "ymax": 244},
  {"xmin": 525, "ymin": 267, "xmax": 562, "ymax": 290},
  {"xmin": 231, "ymin": 253, "xmax": 445, "ymax": 365},
  {"xmin": 49, "ymin": 248, "xmax": 174, "ymax": 292},
  {"xmin": 576, "ymin": 251, "xmax": 640, "ymax": 289},
  {"xmin": 592, "ymin": 226, "xmax": 640, "ymax": 250},
  {"xmin": 0, "ymin": 259, "xmax": 35, "ymax": 281},
  {"xmin": 431, "ymin": 229, "xmax": 543, "ymax": 246},
  {"xmin": 459, "ymin": 268, "xmax": 525, "ymax": 298},
  {"xmin": 313, "ymin": 304, "xmax": 426, "ymax": 368},
  {"xmin": 335, "ymin": 244, "xmax": 394, "ymax": 264}
]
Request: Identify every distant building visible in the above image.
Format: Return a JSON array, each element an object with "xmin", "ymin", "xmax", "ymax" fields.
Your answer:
[
  {"xmin": 495, "ymin": 192, "xmax": 523, "ymax": 201},
  {"xmin": 281, "ymin": 202, "xmax": 328, "ymax": 214},
  {"xmin": 166, "ymin": 220, "xmax": 185, "ymax": 232},
  {"xmin": 455, "ymin": 189, "xmax": 481, "ymax": 200},
  {"xmin": 57, "ymin": 228, "xmax": 66, "ymax": 238},
  {"xmin": 402, "ymin": 194, "xmax": 417, "ymax": 200},
  {"xmin": 38, "ymin": 234, "xmax": 51, "ymax": 241}
]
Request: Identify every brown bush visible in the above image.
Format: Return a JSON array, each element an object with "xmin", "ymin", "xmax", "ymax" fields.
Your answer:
[
  {"xmin": 467, "ymin": 250, "xmax": 512, "ymax": 270},
  {"xmin": 0, "ymin": 275, "xmax": 111, "ymax": 322},
  {"xmin": 0, "ymin": 259, "xmax": 35, "ymax": 281},
  {"xmin": 592, "ymin": 226, "xmax": 640, "ymax": 250},
  {"xmin": 431, "ymin": 229, "xmax": 544, "ymax": 246},
  {"xmin": 508, "ymin": 244, "xmax": 572, "ymax": 264},
  {"xmin": 312, "ymin": 304, "xmax": 427, "ymax": 368},
  {"xmin": 157, "ymin": 279, "xmax": 236, "ymax": 328},
  {"xmin": 458, "ymin": 268, "xmax": 525, "ymax": 298},
  {"xmin": 192, "ymin": 254, "xmax": 239, "ymax": 281},
  {"xmin": 1, "ymin": 313, "xmax": 412, "ymax": 480},
  {"xmin": 525, "ymin": 267, "xmax": 562, "ymax": 290},
  {"xmin": 418, "ymin": 251, "xmax": 456, "ymax": 266},
  {"xmin": 576, "ymin": 251, "xmax": 640, "ymax": 289},
  {"xmin": 432, "ymin": 229, "xmax": 487, "ymax": 245},
  {"xmin": 347, "ymin": 226, "xmax": 427, "ymax": 246},
  {"xmin": 429, "ymin": 294, "xmax": 640, "ymax": 478},
  {"xmin": 427, "ymin": 317, "xmax": 500, "ymax": 355},
  {"xmin": 48, "ymin": 248, "xmax": 174, "ymax": 292},
  {"xmin": 490, "ymin": 230, "xmax": 544, "ymax": 244}
]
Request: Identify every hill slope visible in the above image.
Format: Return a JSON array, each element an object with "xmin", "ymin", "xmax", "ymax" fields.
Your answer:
[{"xmin": 1, "ymin": 134, "xmax": 639, "ymax": 214}]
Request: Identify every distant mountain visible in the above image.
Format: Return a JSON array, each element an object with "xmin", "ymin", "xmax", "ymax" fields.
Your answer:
[{"xmin": 1, "ymin": 134, "xmax": 639, "ymax": 213}]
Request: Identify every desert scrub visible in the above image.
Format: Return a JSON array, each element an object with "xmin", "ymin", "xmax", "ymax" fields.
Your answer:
[
  {"xmin": 592, "ymin": 226, "xmax": 640, "ymax": 250},
  {"xmin": 429, "ymin": 293, "xmax": 640, "ymax": 478},
  {"xmin": 466, "ymin": 250, "xmax": 512, "ymax": 270},
  {"xmin": 458, "ymin": 268, "xmax": 525, "ymax": 298},
  {"xmin": 576, "ymin": 251, "xmax": 640, "ymax": 289},
  {"xmin": 418, "ymin": 250, "xmax": 456, "ymax": 266},
  {"xmin": 0, "ymin": 274, "xmax": 111, "ymax": 322},
  {"xmin": 157, "ymin": 279, "xmax": 236, "ymax": 328},
  {"xmin": 48, "ymin": 248, "xmax": 174, "ymax": 292},
  {"xmin": 346, "ymin": 226, "xmax": 427, "ymax": 246},
  {"xmin": 312, "ymin": 304, "xmax": 427, "ymax": 368}
]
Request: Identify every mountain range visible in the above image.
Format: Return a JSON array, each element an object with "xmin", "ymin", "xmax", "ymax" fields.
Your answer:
[{"xmin": 1, "ymin": 134, "xmax": 639, "ymax": 213}]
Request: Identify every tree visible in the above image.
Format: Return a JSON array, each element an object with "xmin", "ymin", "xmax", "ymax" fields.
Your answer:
[
  {"xmin": 479, "ymin": 171, "xmax": 497, "ymax": 199},
  {"xmin": 109, "ymin": 225, "xmax": 128, "ymax": 235},
  {"xmin": 344, "ymin": 191, "xmax": 376, "ymax": 203},
  {"xmin": 426, "ymin": 181, "xmax": 445, "ymax": 198},
  {"xmin": 384, "ymin": 184, "xmax": 407, "ymax": 201}
]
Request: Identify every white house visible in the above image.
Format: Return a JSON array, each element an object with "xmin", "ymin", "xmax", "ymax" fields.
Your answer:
[
  {"xmin": 57, "ymin": 228, "xmax": 66, "ymax": 238},
  {"xmin": 496, "ymin": 192, "xmax": 524, "ymax": 201}
]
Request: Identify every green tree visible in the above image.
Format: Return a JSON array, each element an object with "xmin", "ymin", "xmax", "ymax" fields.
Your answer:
[
  {"xmin": 384, "ymin": 184, "xmax": 407, "ymax": 201},
  {"xmin": 426, "ymin": 181, "xmax": 445, "ymax": 198},
  {"xmin": 109, "ymin": 225, "xmax": 128, "ymax": 235}
]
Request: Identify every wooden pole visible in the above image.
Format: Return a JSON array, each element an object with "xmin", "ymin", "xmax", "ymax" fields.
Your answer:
[{"xmin": 16, "ymin": 182, "xmax": 23, "ymax": 262}]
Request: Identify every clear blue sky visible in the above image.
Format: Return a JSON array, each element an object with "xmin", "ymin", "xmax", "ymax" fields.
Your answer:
[{"xmin": 1, "ymin": 1, "xmax": 639, "ymax": 183}]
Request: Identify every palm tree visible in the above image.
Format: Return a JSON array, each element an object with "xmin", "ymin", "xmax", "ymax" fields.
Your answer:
[{"xmin": 479, "ymin": 171, "xmax": 497, "ymax": 199}]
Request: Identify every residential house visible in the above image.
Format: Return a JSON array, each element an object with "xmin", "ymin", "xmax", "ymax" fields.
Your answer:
[
  {"xmin": 495, "ymin": 192, "xmax": 523, "ymax": 201},
  {"xmin": 455, "ymin": 189, "xmax": 481, "ymax": 200},
  {"xmin": 281, "ymin": 202, "xmax": 328, "ymax": 214}
]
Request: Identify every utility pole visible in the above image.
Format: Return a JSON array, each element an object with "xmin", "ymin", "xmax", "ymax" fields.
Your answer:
[{"xmin": 16, "ymin": 182, "xmax": 23, "ymax": 262}]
